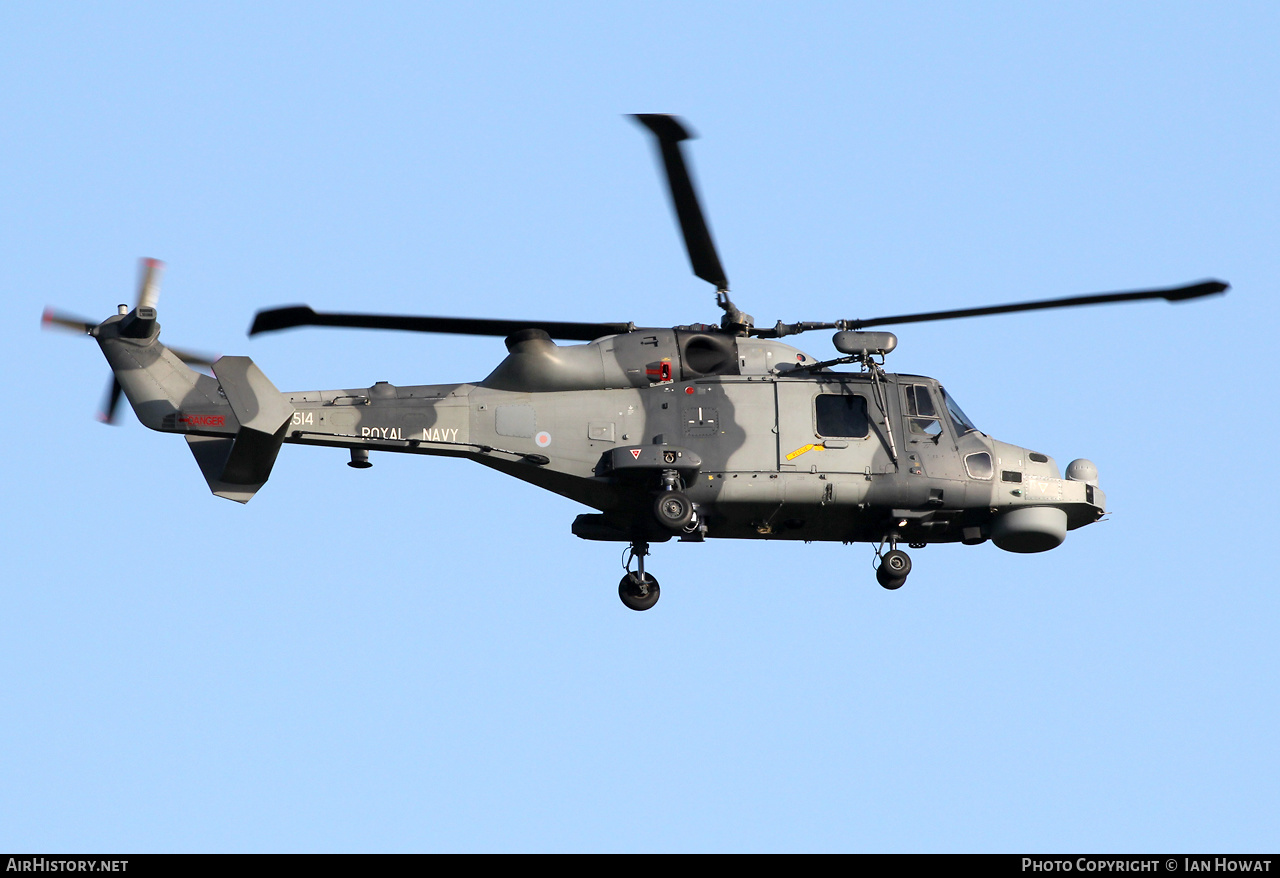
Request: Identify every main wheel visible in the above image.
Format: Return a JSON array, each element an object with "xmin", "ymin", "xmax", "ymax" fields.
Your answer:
[
  {"xmin": 618, "ymin": 571, "xmax": 661, "ymax": 611},
  {"xmin": 653, "ymin": 491, "xmax": 694, "ymax": 531},
  {"xmin": 877, "ymin": 549, "xmax": 911, "ymax": 590}
]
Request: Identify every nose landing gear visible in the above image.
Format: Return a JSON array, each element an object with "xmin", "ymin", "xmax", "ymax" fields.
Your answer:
[{"xmin": 619, "ymin": 541, "xmax": 660, "ymax": 611}]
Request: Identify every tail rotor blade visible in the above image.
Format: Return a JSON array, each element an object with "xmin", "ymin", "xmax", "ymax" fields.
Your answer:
[
  {"xmin": 41, "ymin": 307, "xmax": 95, "ymax": 335},
  {"xmin": 98, "ymin": 377, "xmax": 124, "ymax": 425},
  {"xmin": 136, "ymin": 258, "xmax": 164, "ymax": 311}
]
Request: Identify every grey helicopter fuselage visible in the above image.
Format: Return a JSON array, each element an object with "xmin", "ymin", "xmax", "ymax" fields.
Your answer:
[
  {"xmin": 94, "ymin": 307, "xmax": 1105, "ymax": 554},
  {"xmin": 55, "ymin": 113, "xmax": 1223, "ymax": 611},
  {"xmin": 59, "ymin": 113, "xmax": 1221, "ymax": 609}
]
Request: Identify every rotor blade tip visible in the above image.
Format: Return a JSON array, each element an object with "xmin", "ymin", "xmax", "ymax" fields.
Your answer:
[
  {"xmin": 250, "ymin": 304, "xmax": 319, "ymax": 336},
  {"xmin": 632, "ymin": 113, "xmax": 694, "ymax": 141},
  {"xmin": 1167, "ymin": 279, "xmax": 1230, "ymax": 301}
]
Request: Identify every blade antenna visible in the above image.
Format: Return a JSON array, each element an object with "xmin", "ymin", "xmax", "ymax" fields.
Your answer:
[{"xmin": 631, "ymin": 114, "xmax": 751, "ymax": 334}]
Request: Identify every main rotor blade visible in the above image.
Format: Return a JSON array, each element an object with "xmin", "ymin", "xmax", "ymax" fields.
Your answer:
[
  {"xmin": 248, "ymin": 306, "xmax": 638, "ymax": 342},
  {"xmin": 632, "ymin": 114, "xmax": 729, "ymax": 291},
  {"xmin": 842, "ymin": 280, "xmax": 1229, "ymax": 330}
]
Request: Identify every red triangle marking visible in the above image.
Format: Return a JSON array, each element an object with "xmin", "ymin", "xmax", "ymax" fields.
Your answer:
[{"xmin": 630, "ymin": 448, "xmax": 642, "ymax": 459}]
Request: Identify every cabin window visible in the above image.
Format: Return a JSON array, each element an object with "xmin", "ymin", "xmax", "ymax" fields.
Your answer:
[
  {"xmin": 903, "ymin": 384, "xmax": 943, "ymax": 436},
  {"xmin": 815, "ymin": 393, "xmax": 869, "ymax": 438}
]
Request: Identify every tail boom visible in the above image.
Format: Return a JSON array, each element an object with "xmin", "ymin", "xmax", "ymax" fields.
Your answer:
[{"xmin": 95, "ymin": 308, "xmax": 294, "ymax": 503}]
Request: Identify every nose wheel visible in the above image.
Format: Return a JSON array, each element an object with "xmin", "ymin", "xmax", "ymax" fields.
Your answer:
[
  {"xmin": 619, "ymin": 541, "xmax": 660, "ymax": 611},
  {"xmin": 619, "ymin": 571, "xmax": 660, "ymax": 611}
]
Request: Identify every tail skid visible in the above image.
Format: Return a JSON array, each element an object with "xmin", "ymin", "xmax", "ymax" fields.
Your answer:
[{"xmin": 95, "ymin": 307, "xmax": 294, "ymax": 503}]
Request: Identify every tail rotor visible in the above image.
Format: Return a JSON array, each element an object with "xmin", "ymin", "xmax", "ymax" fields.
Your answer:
[{"xmin": 42, "ymin": 258, "xmax": 217, "ymax": 424}]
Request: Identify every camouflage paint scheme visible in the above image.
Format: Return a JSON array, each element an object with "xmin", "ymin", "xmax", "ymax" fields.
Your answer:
[{"xmin": 94, "ymin": 305, "xmax": 1105, "ymax": 553}]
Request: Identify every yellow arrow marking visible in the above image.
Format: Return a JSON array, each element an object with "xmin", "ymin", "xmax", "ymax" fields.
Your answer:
[{"xmin": 786, "ymin": 443, "xmax": 825, "ymax": 461}]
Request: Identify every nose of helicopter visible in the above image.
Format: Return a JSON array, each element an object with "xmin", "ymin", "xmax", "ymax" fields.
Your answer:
[{"xmin": 986, "ymin": 444, "xmax": 1106, "ymax": 552}]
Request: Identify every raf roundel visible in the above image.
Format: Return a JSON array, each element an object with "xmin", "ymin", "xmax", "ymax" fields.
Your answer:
[{"xmin": 535, "ymin": 431, "xmax": 552, "ymax": 448}]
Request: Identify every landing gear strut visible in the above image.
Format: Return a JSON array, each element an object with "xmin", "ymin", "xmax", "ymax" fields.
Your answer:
[{"xmin": 619, "ymin": 541, "xmax": 660, "ymax": 611}]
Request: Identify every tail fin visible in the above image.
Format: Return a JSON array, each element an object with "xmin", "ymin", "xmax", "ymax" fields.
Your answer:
[{"xmin": 95, "ymin": 308, "xmax": 294, "ymax": 503}]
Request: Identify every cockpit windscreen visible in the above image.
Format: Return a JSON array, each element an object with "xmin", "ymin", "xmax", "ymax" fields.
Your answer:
[{"xmin": 940, "ymin": 387, "xmax": 978, "ymax": 434}]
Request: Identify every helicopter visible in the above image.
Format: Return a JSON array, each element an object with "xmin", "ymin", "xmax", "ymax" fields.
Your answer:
[{"xmin": 45, "ymin": 114, "xmax": 1227, "ymax": 610}]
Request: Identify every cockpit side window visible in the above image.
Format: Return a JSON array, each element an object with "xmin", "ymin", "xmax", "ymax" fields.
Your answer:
[
  {"xmin": 902, "ymin": 384, "xmax": 942, "ymax": 436},
  {"xmin": 815, "ymin": 393, "xmax": 869, "ymax": 438}
]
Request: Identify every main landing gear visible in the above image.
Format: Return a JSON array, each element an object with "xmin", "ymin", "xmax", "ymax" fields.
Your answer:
[
  {"xmin": 653, "ymin": 491, "xmax": 694, "ymax": 530},
  {"xmin": 652, "ymin": 465, "xmax": 699, "ymax": 535},
  {"xmin": 619, "ymin": 541, "xmax": 659, "ymax": 611}
]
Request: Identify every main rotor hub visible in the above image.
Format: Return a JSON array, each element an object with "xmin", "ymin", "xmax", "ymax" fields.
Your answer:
[{"xmin": 717, "ymin": 291, "xmax": 753, "ymax": 336}]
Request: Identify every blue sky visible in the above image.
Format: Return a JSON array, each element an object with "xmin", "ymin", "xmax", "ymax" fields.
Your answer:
[{"xmin": 2, "ymin": 1, "xmax": 1277, "ymax": 852}]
